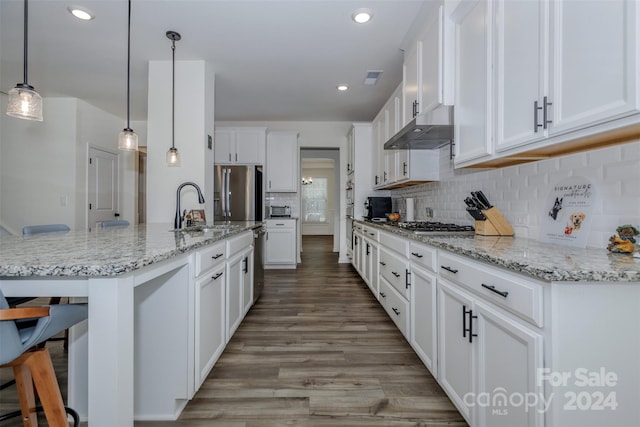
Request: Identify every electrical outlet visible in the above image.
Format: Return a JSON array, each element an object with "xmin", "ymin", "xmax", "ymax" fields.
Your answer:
[{"xmin": 60, "ymin": 195, "xmax": 68, "ymax": 207}]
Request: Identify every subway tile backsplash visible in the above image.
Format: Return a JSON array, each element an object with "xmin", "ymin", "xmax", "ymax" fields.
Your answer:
[{"xmin": 390, "ymin": 140, "xmax": 640, "ymax": 249}]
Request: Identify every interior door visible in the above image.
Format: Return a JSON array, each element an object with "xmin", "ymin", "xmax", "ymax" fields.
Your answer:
[{"xmin": 88, "ymin": 147, "xmax": 120, "ymax": 228}]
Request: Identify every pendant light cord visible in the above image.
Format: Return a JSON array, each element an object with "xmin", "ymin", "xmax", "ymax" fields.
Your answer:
[
  {"xmin": 126, "ymin": 0, "xmax": 132, "ymax": 130},
  {"xmin": 23, "ymin": 0, "xmax": 29, "ymax": 85},
  {"xmin": 171, "ymin": 38, "xmax": 176, "ymax": 150}
]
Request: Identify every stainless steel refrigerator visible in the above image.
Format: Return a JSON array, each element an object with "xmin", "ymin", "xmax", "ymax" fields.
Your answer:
[{"xmin": 214, "ymin": 165, "xmax": 263, "ymax": 221}]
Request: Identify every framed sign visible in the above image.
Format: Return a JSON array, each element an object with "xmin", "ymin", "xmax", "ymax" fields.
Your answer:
[{"xmin": 539, "ymin": 176, "xmax": 595, "ymax": 248}]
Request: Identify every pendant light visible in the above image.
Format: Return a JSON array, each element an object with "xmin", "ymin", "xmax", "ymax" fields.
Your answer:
[
  {"xmin": 6, "ymin": 0, "xmax": 43, "ymax": 121},
  {"xmin": 166, "ymin": 31, "xmax": 181, "ymax": 166},
  {"xmin": 118, "ymin": 0, "xmax": 138, "ymax": 151}
]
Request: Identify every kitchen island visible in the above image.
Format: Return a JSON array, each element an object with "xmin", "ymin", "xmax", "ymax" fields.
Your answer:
[{"xmin": 0, "ymin": 222, "xmax": 261, "ymax": 426}]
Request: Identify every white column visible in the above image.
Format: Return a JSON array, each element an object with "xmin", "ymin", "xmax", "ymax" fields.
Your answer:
[{"xmin": 146, "ymin": 60, "xmax": 215, "ymax": 225}]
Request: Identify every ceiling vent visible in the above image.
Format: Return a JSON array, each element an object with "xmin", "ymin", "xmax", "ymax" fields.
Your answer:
[{"xmin": 364, "ymin": 70, "xmax": 383, "ymax": 85}]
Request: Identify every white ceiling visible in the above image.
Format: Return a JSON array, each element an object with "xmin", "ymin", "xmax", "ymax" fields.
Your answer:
[{"xmin": 0, "ymin": 0, "xmax": 431, "ymax": 123}]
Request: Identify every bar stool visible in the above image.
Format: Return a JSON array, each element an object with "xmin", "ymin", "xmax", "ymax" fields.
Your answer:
[{"xmin": 0, "ymin": 289, "xmax": 87, "ymax": 426}]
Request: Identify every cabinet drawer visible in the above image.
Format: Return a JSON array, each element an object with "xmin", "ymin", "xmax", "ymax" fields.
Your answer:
[
  {"xmin": 438, "ymin": 252, "xmax": 543, "ymax": 327},
  {"xmin": 379, "ymin": 230, "xmax": 409, "ymax": 257},
  {"xmin": 379, "ymin": 278, "xmax": 410, "ymax": 339},
  {"xmin": 265, "ymin": 219, "xmax": 295, "ymax": 229},
  {"xmin": 362, "ymin": 225, "xmax": 379, "ymax": 241},
  {"xmin": 409, "ymin": 241, "xmax": 437, "ymax": 272},
  {"xmin": 195, "ymin": 241, "xmax": 226, "ymax": 277},
  {"xmin": 227, "ymin": 231, "xmax": 253, "ymax": 256},
  {"xmin": 379, "ymin": 246, "xmax": 410, "ymax": 300}
]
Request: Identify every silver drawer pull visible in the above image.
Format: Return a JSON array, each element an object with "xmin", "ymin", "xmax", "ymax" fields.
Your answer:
[
  {"xmin": 481, "ymin": 283, "xmax": 509, "ymax": 298},
  {"xmin": 212, "ymin": 272, "xmax": 224, "ymax": 280},
  {"xmin": 441, "ymin": 265, "xmax": 458, "ymax": 274},
  {"xmin": 212, "ymin": 253, "xmax": 224, "ymax": 260},
  {"xmin": 411, "ymin": 252, "xmax": 423, "ymax": 258}
]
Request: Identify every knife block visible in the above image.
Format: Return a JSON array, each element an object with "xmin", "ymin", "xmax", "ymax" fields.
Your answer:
[{"xmin": 475, "ymin": 207, "xmax": 514, "ymax": 236}]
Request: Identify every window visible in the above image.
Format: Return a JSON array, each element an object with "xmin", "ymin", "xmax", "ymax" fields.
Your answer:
[{"xmin": 302, "ymin": 177, "xmax": 328, "ymax": 223}]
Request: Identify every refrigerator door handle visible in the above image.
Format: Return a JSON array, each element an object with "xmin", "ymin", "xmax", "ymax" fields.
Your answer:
[
  {"xmin": 221, "ymin": 169, "xmax": 227, "ymax": 218},
  {"xmin": 227, "ymin": 168, "xmax": 231, "ymax": 218}
]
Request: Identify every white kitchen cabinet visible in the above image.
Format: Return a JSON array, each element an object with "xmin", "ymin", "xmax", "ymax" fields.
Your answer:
[
  {"xmin": 241, "ymin": 246, "xmax": 254, "ymax": 317},
  {"xmin": 346, "ymin": 123, "xmax": 375, "ymax": 220},
  {"xmin": 547, "ymin": 0, "xmax": 640, "ymax": 136},
  {"xmin": 461, "ymin": 0, "xmax": 640, "ymax": 167},
  {"xmin": 438, "ymin": 278, "xmax": 544, "ymax": 427},
  {"xmin": 214, "ymin": 127, "xmax": 266, "ymax": 165},
  {"xmin": 453, "ymin": 0, "xmax": 493, "ymax": 165},
  {"xmin": 493, "ymin": 0, "xmax": 547, "ymax": 151},
  {"xmin": 226, "ymin": 231, "xmax": 254, "ymax": 341},
  {"xmin": 403, "ymin": 43, "xmax": 420, "ymax": 127},
  {"xmin": 266, "ymin": 131, "xmax": 298, "ymax": 192},
  {"xmin": 226, "ymin": 252, "xmax": 243, "ymax": 341},
  {"xmin": 346, "ymin": 129, "xmax": 354, "ymax": 175},
  {"xmin": 264, "ymin": 219, "xmax": 296, "ymax": 268},
  {"xmin": 420, "ymin": 4, "xmax": 454, "ymax": 114},
  {"xmin": 437, "ymin": 279, "xmax": 475, "ymax": 423},
  {"xmin": 194, "ymin": 242, "xmax": 227, "ymax": 388},
  {"xmin": 410, "ymin": 265, "xmax": 437, "ymax": 376}
]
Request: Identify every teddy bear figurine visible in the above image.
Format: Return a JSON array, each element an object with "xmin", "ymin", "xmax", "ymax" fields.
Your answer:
[{"xmin": 607, "ymin": 224, "xmax": 639, "ymax": 254}]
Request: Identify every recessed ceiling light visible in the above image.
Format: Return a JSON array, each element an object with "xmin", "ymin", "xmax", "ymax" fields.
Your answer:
[
  {"xmin": 351, "ymin": 8, "xmax": 373, "ymax": 24},
  {"xmin": 337, "ymin": 84, "xmax": 349, "ymax": 91},
  {"xmin": 68, "ymin": 6, "xmax": 94, "ymax": 21}
]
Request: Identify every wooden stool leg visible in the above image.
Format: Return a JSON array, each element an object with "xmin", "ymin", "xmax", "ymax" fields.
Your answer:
[
  {"xmin": 23, "ymin": 349, "xmax": 68, "ymax": 427},
  {"xmin": 12, "ymin": 363, "xmax": 38, "ymax": 427}
]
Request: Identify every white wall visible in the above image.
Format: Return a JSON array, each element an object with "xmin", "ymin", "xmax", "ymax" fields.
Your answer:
[
  {"xmin": 146, "ymin": 60, "xmax": 214, "ymax": 225},
  {"xmin": 391, "ymin": 140, "xmax": 640, "ymax": 248},
  {"xmin": 0, "ymin": 95, "xmax": 138, "ymax": 233}
]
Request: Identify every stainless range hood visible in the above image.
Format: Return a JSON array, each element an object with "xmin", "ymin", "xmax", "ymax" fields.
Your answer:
[{"xmin": 384, "ymin": 105, "xmax": 454, "ymax": 150}]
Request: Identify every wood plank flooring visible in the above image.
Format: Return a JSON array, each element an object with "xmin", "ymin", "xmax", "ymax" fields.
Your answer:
[{"xmin": 0, "ymin": 235, "xmax": 467, "ymax": 426}]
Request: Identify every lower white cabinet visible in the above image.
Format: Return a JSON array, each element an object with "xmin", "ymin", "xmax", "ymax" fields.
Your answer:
[
  {"xmin": 194, "ymin": 263, "xmax": 226, "ymax": 388},
  {"xmin": 438, "ymin": 278, "xmax": 543, "ymax": 427},
  {"xmin": 226, "ymin": 251, "xmax": 244, "ymax": 341},
  {"xmin": 265, "ymin": 219, "xmax": 297, "ymax": 268},
  {"xmin": 410, "ymin": 264, "xmax": 437, "ymax": 377},
  {"xmin": 379, "ymin": 278, "xmax": 410, "ymax": 339}
]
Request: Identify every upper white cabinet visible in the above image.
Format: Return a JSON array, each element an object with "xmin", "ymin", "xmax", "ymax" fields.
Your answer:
[
  {"xmin": 347, "ymin": 123, "xmax": 374, "ymax": 219},
  {"xmin": 403, "ymin": 44, "xmax": 420, "ymax": 127},
  {"xmin": 548, "ymin": 0, "xmax": 639, "ymax": 136},
  {"xmin": 266, "ymin": 131, "xmax": 298, "ymax": 192},
  {"xmin": 403, "ymin": 3, "xmax": 454, "ymax": 127},
  {"xmin": 214, "ymin": 127, "xmax": 266, "ymax": 165},
  {"xmin": 452, "ymin": 0, "xmax": 492, "ymax": 165},
  {"xmin": 456, "ymin": 0, "xmax": 640, "ymax": 167}
]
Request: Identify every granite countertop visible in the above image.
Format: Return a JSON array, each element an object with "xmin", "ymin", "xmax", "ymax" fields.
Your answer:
[
  {"xmin": 0, "ymin": 222, "xmax": 261, "ymax": 278},
  {"xmin": 356, "ymin": 220, "xmax": 640, "ymax": 283}
]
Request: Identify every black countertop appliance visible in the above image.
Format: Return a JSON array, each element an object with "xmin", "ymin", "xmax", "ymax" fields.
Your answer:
[{"xmin": 365, "ymin": 196, "xmax": 392, "ymax": 220}]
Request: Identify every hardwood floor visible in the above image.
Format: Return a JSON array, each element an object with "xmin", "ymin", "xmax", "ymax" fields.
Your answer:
[{"xmin": 0, "ymin": 235, "xmax": 467, "ymax": 426}]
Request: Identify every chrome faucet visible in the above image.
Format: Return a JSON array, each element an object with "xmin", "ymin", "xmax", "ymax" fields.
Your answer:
[{"xmin": 175, "ymin": 182, "xmax": 205, "ymax": 229}]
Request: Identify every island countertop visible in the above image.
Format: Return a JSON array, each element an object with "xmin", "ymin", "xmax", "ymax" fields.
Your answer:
[
  {"xmin": 0, "ymin": 222, "xmax": 262, "ymax": 277},
  {"xmin": 356, "ymin": 220, "xmax": 640, "ymax": 283}
]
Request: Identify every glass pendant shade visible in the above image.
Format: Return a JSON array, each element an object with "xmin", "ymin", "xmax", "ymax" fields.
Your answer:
[
  {"xmin": 6, "ymin": 84, "xmax": 42, "ymax": 122},
  {"xmin": 118, "ymin": 128, "xmax": 138, "ymax": 151},
  {"xmin": 166, "ymin": 147, "xmax": 180, "ymax": 166}
]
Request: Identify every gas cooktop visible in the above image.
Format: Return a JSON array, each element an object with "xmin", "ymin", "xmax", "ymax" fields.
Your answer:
[{"xmin": 388, "ymin": 221, "xmax": 475, "ymax": 235}]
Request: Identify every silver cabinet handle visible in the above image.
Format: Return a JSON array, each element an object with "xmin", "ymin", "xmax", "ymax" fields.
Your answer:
[{"xmin": 543, "ymin": 96, "xmax": 553, "ymax": 129}]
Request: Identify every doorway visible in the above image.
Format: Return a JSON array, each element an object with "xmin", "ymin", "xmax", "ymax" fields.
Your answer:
[
  {"xmin": 299, "ymin": 148, "xmax": 340, "ymax": 252},
  {"xmin": 87, "ymin": 147, "xmax": 120, "ymax": 228}
]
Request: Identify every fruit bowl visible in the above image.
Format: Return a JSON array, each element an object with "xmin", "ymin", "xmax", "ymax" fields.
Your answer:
[{"xmin": 386, "ymin": 212, "xmax": 401, "ymax": 222}]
